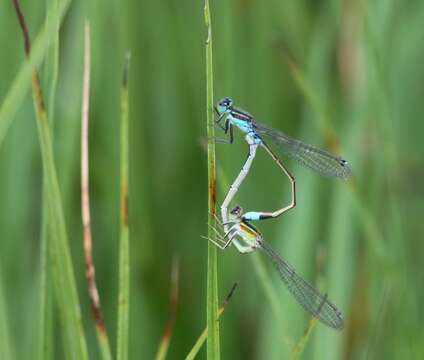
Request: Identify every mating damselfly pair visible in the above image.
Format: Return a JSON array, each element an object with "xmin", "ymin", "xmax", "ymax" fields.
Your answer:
[{"xmin": 207, "ymin": 97, "xmax": 351, "ymax": 330}]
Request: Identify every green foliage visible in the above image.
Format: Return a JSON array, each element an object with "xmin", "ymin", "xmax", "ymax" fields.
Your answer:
[{"xmin": 1, "ymin": 0, "xmax": 424, "ymax": 358}]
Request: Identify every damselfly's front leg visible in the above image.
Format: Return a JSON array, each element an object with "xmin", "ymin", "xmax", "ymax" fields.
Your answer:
[
  {"xmin": 212, "ymin": 108, "xmax": 234, "ymax": 144},
  {"xmin": 242, "ymin": 142, "xmax": 296, "ymax": 222},
  {"xmin": 214, "ymin": 106, "xmax": 227, "ymax": 130},
  {"xmin": 204, "ymin": 229, "xmax": 238, "ymax": 250},
  {"xmin": 206, "ymin": 228, "xmax": 256, "ymax": 253},
  {"xmin": 205, "ymin": 214, "xmax": 250, "ymax": 250},
  {"xmin": 221, "ymin": 135, "xmax": 259, "ymax": 233}
]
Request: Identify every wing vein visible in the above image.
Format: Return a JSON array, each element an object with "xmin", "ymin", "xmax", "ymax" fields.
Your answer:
[
  {"xmin": 259, "ymin": 240, "xmax": 344, "ymax": 330},
  {"xmin": 253, "ymin": 122, "xmax": 351, "ymax": 179}
]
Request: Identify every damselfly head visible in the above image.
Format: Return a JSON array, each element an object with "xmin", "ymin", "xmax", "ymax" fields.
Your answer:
[
  {"xmin": 230, "ymin": 205, "xmax": 243, "ymax": 217},
  {"xmin": 217, "ymin": 97, "xmax": 233, "ymax": 113}
]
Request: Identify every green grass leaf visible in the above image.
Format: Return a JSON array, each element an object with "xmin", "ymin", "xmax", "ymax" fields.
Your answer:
[
  {"xmin": 117, "ymin": 51, "xmax": 131, "ymax": 360},
  {"xmin": 0, "ymin": 0, "xmax": 71, "ymax": 148},
  {"xmin": 204, "ymin": 1, "xmax": 220, "ymax": 359}
]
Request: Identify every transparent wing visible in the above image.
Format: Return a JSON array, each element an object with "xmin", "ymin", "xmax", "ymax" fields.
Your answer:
[
  {"xmin": 259, "ymin": 240, "xmax": 344, "ymax": 330},
  {"xmin": 253, "ymin": 122, "xmax": 351, "ymax": 179}
]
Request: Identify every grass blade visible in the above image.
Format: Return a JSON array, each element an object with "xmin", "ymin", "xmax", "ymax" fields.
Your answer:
[
  {"xmin": 81, "ymin": 20, "xmax": 112, "ymax": 360},
  {"xmin": 155, "ymin": 257, "xmax": 179, "ymax": 360},
  {"xmin": 250, "ymin": 254, "xmax": 293, "ymax": 349},
  {"xmin": 290, "ymin": 317, "xmax": 319, "ymax": 360},
  {"xmin": 0, "ymin": 272, "xmax": 12, "ymax": 360},
  {"xmin": 44, "ymin": 0, "xmax": 59, "ymax": 119},
  {"xmin": 0, "ymin": 0, "xmax": 71, "ymax": 148},
  {"xmin": 38, "ymin": 0, "xmax": 60, "ymax": 356},
  {"xmin": 117, "ymin": 51, "xmax": 131, "ymax": 360},
  {"xmin": 185, "ymin": 284, "xmax": 237, "ymax": 360},
  {"xmin": 204, "ymin": 1, "xmax": 220, "ymax": 359},
  {"xmin": 12, "ymin": 1, "xmax": 88, "ymax": 358},
  {"xmin": 38, "ymin": 208, "xmax": 54, "ymax": 360}
]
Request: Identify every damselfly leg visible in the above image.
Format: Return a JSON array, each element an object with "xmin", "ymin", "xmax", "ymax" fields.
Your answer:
[
  {"xmin": 241, "ymin": 142, "xmax": 296, "ymax": 222},
  {"xmin": 213, "ymin": 105, "xmax": 234, "ymax": 143},
  {"xmin": 205, "ymin": 219, "xmax": 239, "ymax": 250}
]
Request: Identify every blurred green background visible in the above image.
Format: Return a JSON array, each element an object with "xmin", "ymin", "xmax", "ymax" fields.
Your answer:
[{"xmin": 1, "ymin": 0, "xmax": 424, "ymax": 358}]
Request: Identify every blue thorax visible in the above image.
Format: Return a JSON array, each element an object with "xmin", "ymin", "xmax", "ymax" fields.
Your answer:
[{"xmin": 227, "ymin": 113, "xmax": 262, "ymax": 144}]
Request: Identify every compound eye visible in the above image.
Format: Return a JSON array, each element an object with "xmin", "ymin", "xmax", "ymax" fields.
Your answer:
[
  {"xmin": 219, "ymin": 97, "xmax": 233, "ymax": 109},
  {"xmin": 230, "ymin": 205, "xmax": 243, "ymax": 215}
]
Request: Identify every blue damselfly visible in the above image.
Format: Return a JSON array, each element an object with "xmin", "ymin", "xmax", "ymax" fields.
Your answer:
[{"xmin": 214, "ymin": 97, "xmax": 351, "ymax": 232}]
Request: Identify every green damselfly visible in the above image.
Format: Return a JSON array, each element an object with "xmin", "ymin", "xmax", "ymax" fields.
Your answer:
[{"xmin": 207, "ymin": 205, "xmax": 344, "ymax": 330}]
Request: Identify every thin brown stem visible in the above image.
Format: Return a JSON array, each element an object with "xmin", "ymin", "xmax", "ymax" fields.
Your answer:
[
  {"xmin": 12, "ymin": 0, "xmax": 30, "ymax": 56},
  {"xmin": 80, "ymin": 21, "xmax": 111, "ymax": 355},
  {"xmin": 12, "ymin": 0, "xmax": 46, "ymax": 116}
]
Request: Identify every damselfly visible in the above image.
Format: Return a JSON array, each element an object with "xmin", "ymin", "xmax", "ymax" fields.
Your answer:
[
  {"xmin": 207, "ymin": 205, "xmax": 344, "ymax": 330},
  {"xmin": 214, "ymin": 97, "xmax": 351, "ymax": 233}
]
